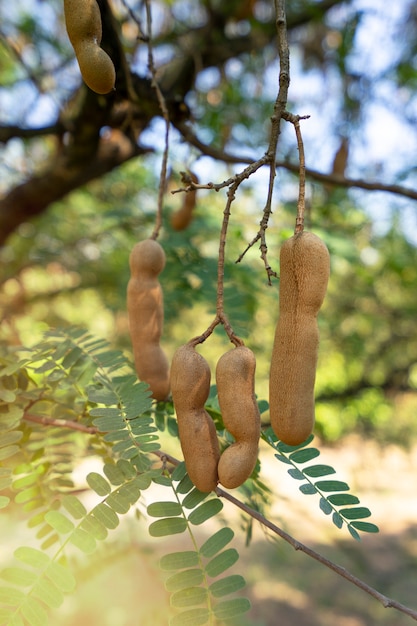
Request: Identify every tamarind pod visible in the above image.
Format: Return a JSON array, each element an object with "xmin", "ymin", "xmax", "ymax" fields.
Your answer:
[
  {"xmin": 63, "ymin": 0, "xmax": 116, "ymax": 94},
  {"xmin": 127, "ymin": 240, "xmax": 170, "ymax": 402},
  {"xmin": 63, "ymin": 0, "xmax": 102, "ymax": 46},
  {"xmin": 171, "ymin": 173, "xmax": 199, "ymax": 231},
  {"xmin": 269, "ymin": 232, "xmax": 330, "ymax": 446},
  {"xmin": 75, "ymin": 44, "xmax": 116, "ymax": 94},
  {"xmin": 171, "ymin": 344, "xmax": 220, "ymax": 492},
  {"xmin": 216, "ymin": 346, "xmax": 260, "ymax": 489}
]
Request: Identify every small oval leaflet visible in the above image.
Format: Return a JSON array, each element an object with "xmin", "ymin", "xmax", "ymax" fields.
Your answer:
[
  {"xmin": 213, "ymin": 597, "xmax": 251, "ymax": 621},
  {"xmin": 170, "ymin": 586, "xmax": 208, "ymax": 608},
  {"xmin": 169, "ymin": 607, "xmax": 210, "ymax": 626},
  {"xmin": 209, "ymin": 574, "xmax": 246, "ymax": 598},
  {"xmin": 205, "ymin": 548, "xmax": 239, "ymax": 578},
  {"xmin": 148, "ymin": 517, "xmax": 187, "ymax": 538},
  {"xmin": 86, "ymin": 472, "xmax": 111, "ymax": 497},
  {"xmin": 339, "ymin": 506, "xmax": 371, "ymax": 520},
  {"xmin": 147, "ymin": 501, "xmax": 183, "ymax": 518},
  {"xmin": 160, "ymin": 551, "xmax": 199, "ymax": 571},
  {"xmin": 188, "ymin": 499, "xmax": 223, "ymax": 525},
  {"xmin": 200, "ymin": 527, "xmax": 234, "ymax": 558},
  {"xmin": 164, "ymin": 568, "xmax": 204, "ymax": 593}
]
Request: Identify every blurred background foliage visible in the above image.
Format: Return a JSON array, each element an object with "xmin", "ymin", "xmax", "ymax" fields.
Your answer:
[{"xmin": 1, "ymin": 0, "xmax": 417, "ymax": 445}]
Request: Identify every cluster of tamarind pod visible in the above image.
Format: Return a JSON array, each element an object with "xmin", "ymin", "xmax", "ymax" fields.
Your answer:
[
  {"xmin": 171, "ymin": 342, "xmax": 261, "ymax": 492},
  {"xmin": 127, "ymin": 229, "xmax": 330, "ymax": 492},
  {"xmin": 63, "ymin": 0, "xmax": 116, "ymax": 94},
  {"xmin": 127, "ymin": 237, "xmax": 261, "ymax": 492}
]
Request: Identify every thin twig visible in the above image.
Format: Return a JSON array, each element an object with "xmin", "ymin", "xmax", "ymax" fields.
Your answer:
[
  {"xmin": 216, "ymin": 486, "xmax": 417, "ymax": 622},
  {"xmin": 23, "ymin": 412, "xmax": 417, "ymax": 621},
  {"xmin": 236, "ymin": 0, "xmax": 291, "ymax": 282},
  {"xmin": 175, "ymin": 121, "xmax": 417, "ymax": 202},
  {"xmin": 144, "ymin": 0, "xmax": 170, "ymax": 240},
  {"xmin": 23, "ymin": 413, "xmax": 98, "ymax": 434},
  {"xmin": 282, "ymin": 112, "xmax": 309, "ymax": 233}
]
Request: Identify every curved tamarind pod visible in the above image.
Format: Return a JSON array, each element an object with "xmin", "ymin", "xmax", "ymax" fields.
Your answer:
[
  {"xmin": 127, "ymin": 239, "xmax": 170, "ymax": 402},
  {"xmin": 216, "ymin": 346, "xmax": 261, "ymax": 489},
  {"xmin": 171, "ymin": 173, "xmax": 199, "ymax": 231},
  {"xmin": 171, "ymin": 344, "xmax": 220, "ymax": 493},
  {"xmin": 64, "ymin": 0, "xmax": 116, "ymax": 94},
  {"xmin": 75, "ymin": 43, "xmax": 116, "ymax": 94},
  {"xmin": 269, "ymin": 232, "xmax": 330, "ymax": 445}
]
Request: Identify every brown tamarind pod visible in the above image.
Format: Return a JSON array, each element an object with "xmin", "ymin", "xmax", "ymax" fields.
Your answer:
[
  {"xmin": 216, "ymin": 346, "xmax": 261, "ymax": 489},
  {"xmin": 171, "ymin": 344, "xmax": 220, "ymax": 493},
  {"xmin": 64, "ymin": 0, "xmax": 116, "ymax": 94},
  {"xmin": 127, "ymin": 239, "xmax": 170, "ymax": 402},
  {"xmin": 171, "ymin": 173, "xmax": 199, "ymax": 231},
  {"xmin": 269, "ymin": 232, "xmax": 330, "ymax": 445}
]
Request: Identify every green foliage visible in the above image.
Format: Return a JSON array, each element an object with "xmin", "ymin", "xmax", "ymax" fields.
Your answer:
[
  {"xmin": 0, "ymin": 326, "xmax": 381, "ymax": 623},
  {"xmin": 148, "ymin": 462, "xmax": 251, "ymax": 625},
  {"xmin": 263, "ymin": 429, "xmax": 379, "ymax": 540}
]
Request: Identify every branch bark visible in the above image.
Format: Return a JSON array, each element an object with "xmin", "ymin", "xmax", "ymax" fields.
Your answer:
[{"xmin": 0, "ymin": 0, "xmax": 350, "ymax": 244}]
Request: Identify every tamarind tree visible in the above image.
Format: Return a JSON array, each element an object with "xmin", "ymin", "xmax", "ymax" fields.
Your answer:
[{"xmin": 1, "ymin": 1, "xmax": 417, "ymax": 624}]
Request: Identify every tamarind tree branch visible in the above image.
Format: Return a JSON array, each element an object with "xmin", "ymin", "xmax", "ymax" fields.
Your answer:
[
  {"xmin": 215, "ymin": 486, "xmax": 417, "ymax": 622},
  {"xmin": 175, "ymin": 121, "xmax": 417, "ymax": 202},
  {"xmin": 22, "ymin": 412, "xmax": 417, "ymax": 621}
]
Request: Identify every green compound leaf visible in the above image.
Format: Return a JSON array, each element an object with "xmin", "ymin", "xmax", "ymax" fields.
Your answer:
[
  {"xmin": 187, "ymin": 499, "xmax": 223, "ymax": 525},
  {"xmin": 165, "ymin": 569, "xmax": 204, "ymax": 593},
  {"xmin": 169, "ymin": 607, "xmax": 210, "ymax": 626},
  {"xmin": 338, "ymin": 507, "xmax": 372, "ymax": 520},
  {"xmin": 147, "ymin": 501, "xmax": 183, "ymax": 518},
  {"xmin": 205, "ymin": 549, "xmax": 239, "ymax": 578},
  {"xmin": 86, "ymin": 472, "xmax": 111, "ymax": 496},
  {"xmin": 160, "ymin": 551, "xmax": 199, "ymax": 571},
  {"xmin": 213, "ymin": 597, "xmax": 251, "ymax": 621},
  {"xmin": 209, "ymin": 574, "xmax": 246, "ymax": 598},
  {"xmin": 170, "ymin": 586, "xmax": 208, "ymax": 608},
  {"xmin": 149, "ymin": 517, "xmax": 188, "ymax": 538},
  {"xmin": 303, "ymin": 465, "xmax": 336, "ymax": 478},
  {"xmin": 44, "ymin": 511, "xmax": 74, "ymax": 534},
  {"xmin": 200, "ymin": 528, "xmax": 234, "ymax": 558}
]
